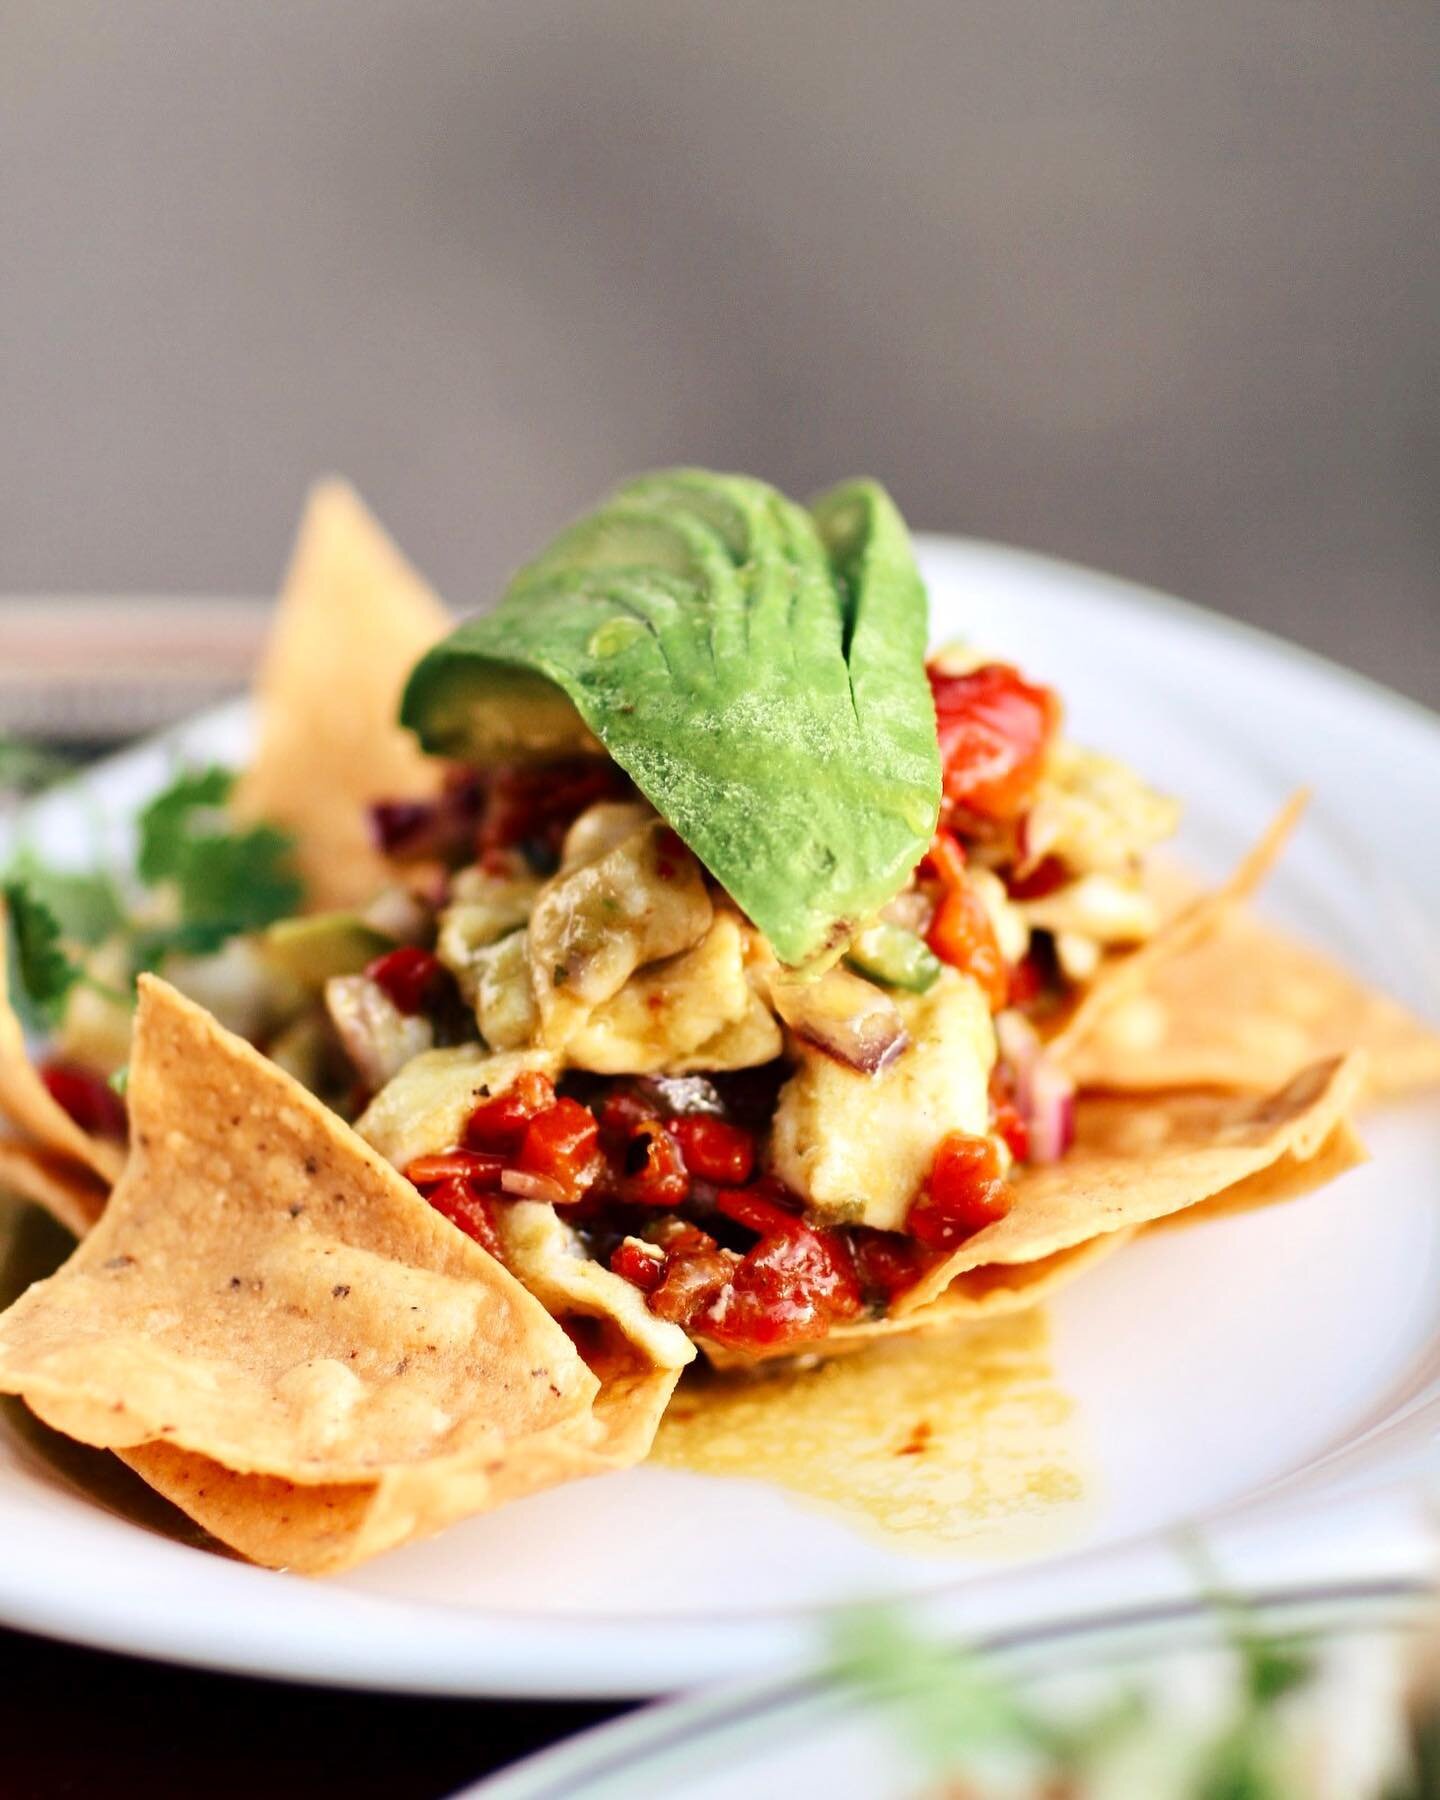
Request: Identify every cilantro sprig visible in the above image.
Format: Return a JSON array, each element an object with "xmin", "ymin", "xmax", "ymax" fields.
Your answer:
[
  {"xmin": 3, "ymin": 762, "xmax": 305, "ymax": 1029},
  {"xmin": 2, "ymin": 880, "xmax": 87, "ymax": 1033},
  {"xmin": 129, "ymin": 765, "xmax": 303, "ymax": 971}
]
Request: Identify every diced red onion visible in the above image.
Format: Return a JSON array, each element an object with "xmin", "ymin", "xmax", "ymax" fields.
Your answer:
[
  {"xmin": 771, "ymin": 967, "xmax": 909, "ymax": 1075},
  {"xmin": 500, "ymin": 1168, "xmax": 569, "ymax": 1205},
  {"xmin": 994, "ymin": 1007, "xmax": 1075, "ymax": 1164},
  {"xmin": 1026, "ymin": 1057, "xmax": 1076, "ymax": 1163},
  {"xmin": 637, "ymin": 1074, "xmax": 727, "ymax": 1117},
  {"xmin": 995, "ymin": 1008, "xmax": 1042, "ymax": 1114},
  {"xmin": 369, "ymin": 770, "xmax": 482, "ymax": 861}
]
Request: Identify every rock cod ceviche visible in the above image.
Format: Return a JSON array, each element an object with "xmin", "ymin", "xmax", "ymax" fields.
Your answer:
[{"xmin": 0, "ymin": 474, "xmax": 1435, "ymax": 1572}]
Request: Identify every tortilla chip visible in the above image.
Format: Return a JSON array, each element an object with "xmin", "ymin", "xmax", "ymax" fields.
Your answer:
[
  {"xmin": 0, "ymin": 978, "xmax": 654, "ymax": 1573},
  {"xmin": 0, "ymin": 1138, "xmax": 108, "ymax": 1240},
  {"xmin": 232, "ymin": 480, "xmax": 450, "ymax": 913},
  {"xmin": 1063, "ymin": 907, "xmax": 1440, "ymax": 1100},
  {"xmin": 494, "ymin": 1201, "xmax": 693, "ymax": 1460},
  {"xmin": 1049, "ymin": 791, "xmax": 1307, "ymax": 1064},
  {"xmin": 897, "ymin": 1052, "xmax": 1365, "ymax": 1311},
  {"xmin": 700, "ymin": 1232, "xmax": 1132, "ymax": 1371},
  {"xmin": 0, "ymin": 901, "xmax": 125, "ymax": 1185},
  {"xmin": 1152, "ymin": 1113, "xmax": 1368, "ymax": 1231}
]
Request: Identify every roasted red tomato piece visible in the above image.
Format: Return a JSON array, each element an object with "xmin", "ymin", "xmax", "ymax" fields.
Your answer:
[
  {"xmin": 929, "ymin": 662, "xmax": 1060, "ymax": 822},
  {"xmin": 518, "ymin": 1097, "xmax": 602, "ymax": 1201},
  {"xmin": 906, "ymin": 1131, "xmax": 1013, "ymax": 1252},
  {"xmin": 478, "ymin": 759, "xmax": 627, "ymax": 866},
  {"xmin": 647, "ymin": 1237, "xmax": 739, "ymax": 1325},
  {"xmin": 926, "ymin": 877, "xmax": 1008, "ymax": 1011},
  {"xmin": 463, "ymin": 1070, "xmax": 557, "ymax": 1154},
  {"xmin": 404, "ymin": 1149, "xmax": 505, "ymax": 1188},
  {"xmin": 671, "ymin": 1115, "xmax": 756, "ymax": 1185},
  {"xmin": 696, "ymin": 1185, "xmax": 864, "ymax": 1350},
  {"xmin": 39, "ymin": 1060, "xmax": 128, "ymax": 1141},
  {"xmin": 612, "ymin": 1118, "xmax": 690, "ymax": 1207},
  {"xmin": 370, "ymin": 767, "xmax": 482, "ymax": 863},
  {"xmin": 424, "ymin": 1177, "xmax": 505, "ymax": 1262},
  {"xmin": 364, "ymin": 946, "xmax": 453, "ymax": 1016},
  {"xmin": 850, "ymin": 1228, "xmax": 930, "ymax": 1305},
  {"xmin": 608, "ymin": 1237, "xmax": 666, "ymax": 1292},
  {"xmin": 597, "ymin": 1087, "xmax": 654, "ymax": 1148},
  {"xmin": 988, "ymin": 1067, "xmax": 1031, "ymax": 1164}
]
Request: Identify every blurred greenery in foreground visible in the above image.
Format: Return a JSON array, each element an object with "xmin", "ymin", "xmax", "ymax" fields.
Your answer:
[{"xmin": 827, "ymin": 1588, "xmax": 1440, "ymax": 1798}]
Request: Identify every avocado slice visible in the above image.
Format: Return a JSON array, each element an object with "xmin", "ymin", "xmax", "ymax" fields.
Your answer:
[
  {"xmin": 402, "ymin": 471, "xmax": 941, "ymax": 966},
  {"xmin": 261, "ymin": 913, "xmax": 395, "ymax": 987}
]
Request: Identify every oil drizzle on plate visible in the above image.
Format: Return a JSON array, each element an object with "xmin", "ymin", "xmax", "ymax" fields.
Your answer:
[{"xmin": 651, "ymin": 1310, "xmax": 1091, "ymax": 1559}]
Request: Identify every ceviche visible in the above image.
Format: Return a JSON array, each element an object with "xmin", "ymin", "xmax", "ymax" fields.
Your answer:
[{"xmin": 0, "ymin": 473, "xmax": 1433, "ymax": 1572}]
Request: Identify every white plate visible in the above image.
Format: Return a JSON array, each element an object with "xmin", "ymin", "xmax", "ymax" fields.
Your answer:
[
  {"xmin": 466, "ymin": 1579, "xmax": 1433, "ymax": 1798},
  {"xmin": 1, "ymin": 538, "xmax": 1438, "ymax": 1698}
]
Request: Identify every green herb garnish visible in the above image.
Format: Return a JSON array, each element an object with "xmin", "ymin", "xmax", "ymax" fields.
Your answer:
[
  {"xmin": 131, "ymin": 765, "xmax": 303, "ymax": 968},
  {"xmin": 5, "ymin": 849, "xmax": 125, "ymax": 947},
  {"xmin": 3, "ymin": 762, "xmax": 306, "ymax": 1031},
  {"xmin": 1, "ymin": 881, "xmax": 87, "ymax": 1032}
]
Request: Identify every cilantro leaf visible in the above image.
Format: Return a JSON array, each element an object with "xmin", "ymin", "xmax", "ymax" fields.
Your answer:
[
  {"xmin": 170, "ymin": 825, "xmax": 303, "ymax": 933},
  {"xmin": 2, "ymin": 881, "xmax": 86, "ymax": 1032},
  {"xmin": 137, "ymin": 766, "xmax": 236, "ymax": 885},
  {"xmin": 129, "ymin": 766, "xmax": 304, "ymax": 972},
  {"xmin": 4, "ymin": 849, "xmax": 125, "ymax": 947}
]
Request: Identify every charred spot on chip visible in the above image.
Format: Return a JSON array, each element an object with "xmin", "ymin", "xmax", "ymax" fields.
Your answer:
[
  {"xmin": 894, "ymin": 1419, "xmax": 933, "ymax": 1457},
  {"xmin": 331, "ymin": 1284, "xmax": 351, "ymax": 1299},
  {"xmin": 303, "ymin": 1157, "xmax": 318, "ymax": 1176},
  {"xmin": 102, "ymin": 1254, "xmax": 136, "ymax": 1272}
]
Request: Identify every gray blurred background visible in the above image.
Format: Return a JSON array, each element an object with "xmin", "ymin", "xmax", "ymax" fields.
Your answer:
[{"xmin": 2, "ymin": 1, "xmax": 1437, "ymax": 706}]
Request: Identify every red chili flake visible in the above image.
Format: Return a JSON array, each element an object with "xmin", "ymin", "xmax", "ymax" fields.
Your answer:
[
  {"xmin": 671, "ymin": 1115, "xmax": 756, "ymax": 1185},
  {"xmin": 39, "ymin": 1061, "xmax": 128, "ymax": 1141},
  {"xmin": 906, "ymin": 1132, "xmax": 1013, "ymax": 1252},
  {"xmin": 653, "ymin": 827, "xmax": 688, "ymax": 882},
  {"xmin": 463, "ymin": 1071, "xmax": 557, "ymax": 1154},
  {"xmin": 425, "ymin": 1178, "xmax": 505, "ymax": 1262},
  {"xmin": 364, "ymin": 946, "xmax": 451, "ymax": 1016}
]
